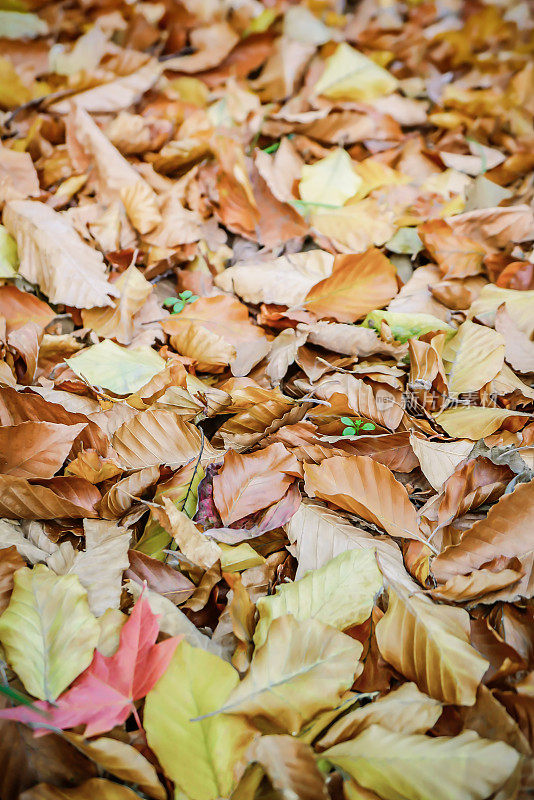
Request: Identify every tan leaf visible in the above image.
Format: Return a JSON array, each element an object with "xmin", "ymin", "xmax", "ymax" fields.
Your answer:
[
  {"xmin": 213, "ymin": 443, "xmax": 300, "ymax": 525},
  {"xmin": 447, "ymin": 205, "xmax": 534, "ymax": 247},
  {"xmin": 82, "ymin": 265, "xmax": 153, "ymax": 345},
  {"xmin": 304, "ymin": 249, "xmax": 397, "ymax": 322},
  {"xmin": 162, "ymin": 22, "xmax": 239, "ymax": 72},
  {"xmin": 0, "ymin": 475, "xmax": 101, "ymax": 519},
  {"xmin": 309, "ymin": 199, "xmax": 396, "ymax": 253},
  {"xmin": 442, "ymin": 321, "xmax": 505, "ymax": 394},
  {"xmin": 432, "ymin": 480, "xmax": 534, "ymax": 599},
  {"xmin": 430, "ymin": 568, "xmax": 523, "ymax": 603},
  {"xmin": 3, "ymin": 201, "xmax": 118, "ymax": 309},
  {"xmin": 219, "ymin": 614, "xmax": 363, "ymax": 735},
  {"xmin": 410, "ymin": 433, "xmax": 472, "ymax": 491},
  {"xmin": 285, "ymin": 500, "xmax": 420, "ymax": 593},
  {"xmin": 214, "ymin": 250, "xmax": 334, "ymax": 306},
  {"xmin": 0, "ymin": 421, "xmax": 86, "ymax": 479},
  {"xmin": 151, "ymin": 497, "xmax": 221, "ymax": 569},
  {"xmin": 112, "ymin": 409, "xmax": 221, "ymax": 469},
  {"xmin": 495, "ymin": 305, "xmax": 534, "ymax": 374},
  {"xmin": 63, "ymin": 734, "xmax": 165, "ymax": 800},
  {"xmin": 323, "ymin": 726, "xmax": 520, "ymax": 800},
  {"xmin": 248, "ymin": 735, "xmax": 328, "ymax": 800},
  {"xmin": 0, "ymin": 148, "xmax": 39, "ymax": 204},
  {"xmin": 304, "ymin": 455, "xmax": 421, "ymax": 541},
  {"xmin": 49, "ymin": 61, "xmax": 161, "ymax": 114},
  {"xmin": 265, "ymin": 328, "xmax": 307, "ymax": 385},
  {"xmin": 375, "ymin": 587, "xmax": 489, "ymax": 705},
  {"xmin": 20, "ymin": 779, "xmax": 144, "ymax": 800},
  {"xmin": 309, "ymin": 373, "xmax": 404, "ymax": 431},
  {"xmin": 317, "ymin": 682, "xmax": 442, "ymax": 750},
  {"xmin": 162, "ymin": 295, "xmax": 267, "ymax": 373},
  {"xmin": 298, "ymin": 321, "xmax": 406, "ymax": 358},
  {"xmin": 48, "ymin": 519, "xmax": 130, "ymax": 616},
  {"xmin": 468, "ymin": 284, "xmax": 534, "ymax": 337},
  {"xmin": 434, "ymin": 406, "xmax": 530, "ymax": 440},
  {"xmin": 419, "ymin": 219, "xmax": 487, "ymax": 279},
  {"xmin": 0, "ymin": 545, "xmax": 25, "ymax": 614},
  {"xmin": 99, "ymin": 465, "xmax": 160, "ymax": 519}
]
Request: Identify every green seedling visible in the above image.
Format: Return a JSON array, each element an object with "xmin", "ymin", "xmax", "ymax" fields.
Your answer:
[
  {"xmin": 340, "ymin": 416, "xmax": 376, "ymax": 436},
  {"xmin": 163, "ymin": 290, "xmax": 199, "ymax": 314}
]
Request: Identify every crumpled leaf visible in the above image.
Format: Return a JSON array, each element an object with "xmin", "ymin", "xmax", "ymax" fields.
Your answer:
[
  {"xmin": 3, "ymin": 201, "xmax": 118, "ymax": 309},
  {"xmin": 0, "ymin": 564, "xmax": 99, "ymax": 701}
]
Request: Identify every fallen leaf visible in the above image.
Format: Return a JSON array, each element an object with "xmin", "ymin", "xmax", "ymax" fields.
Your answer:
[
  {"xmin": 0, "ymin": 475, "xmax": 101, "ymax": 519},
  {"xmin": 375, "ymin": 586, "xmax": 489, "ymax": 705},
  {"xmin": 304, "ymin": 249, "xmax": 398, "ymax": 322},
  {"xmin": 0, "ymin": 545, "xmax": 25, "ymax": 614},
  {"xmin": 213, "ymin": 443, "xmax": 300, "ymax": 525},
  {"xmin": 410, "ymin": 434, "xmax": 472, "ymax": 491},
  {"xmin": 66, "ymin": 340, "xmax": 166, "ymax": 396},
  {"xmin": 254, "ymin": 548, "xmax": 382, "ymax": 647},
  {"xmin": 3, "ymin": 201, "xmax": 118, "ymax": 309},
  {"xmin": 20, "ymin": 779, "xmax": 145, "ymax": 800},
  {"xmin": 299, "ymin": 148, "xmax": 362, "ymax": 207},
  {"xmin": 0, "ymin": 421, "xmax": 86, "ymax": 479},
  {"xmin": 144, "ymin": 640, "xmax": 256, "ymax": 800},
  {"xmin": 0, "ymin": 564, "xmax": 99, "ymax": 701},
  {"xmin": 218, "ymin": 614, "xmax": 363, "ymax": 735},
  {"xmin": 441, "ymin": 321, "xmax": 505, "ymax": 394},
  {"xmin": 248, "ymin": 735, "xmax": 328, "ymax": 800},
  {"xmin": 314, "ymin": 43, "xmax": 398, "ymax": 101},
  {"xmin": 323, "ymin": 727, "xmax": 520, "ymax": 800},
  {"xmin": 304, "ymin": 455, "xmax": 421, "ymax": 541}
]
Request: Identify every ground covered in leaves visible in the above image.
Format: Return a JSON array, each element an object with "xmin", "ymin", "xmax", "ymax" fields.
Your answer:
[{"xmin": 1, "ymin": 0, "xmax": 534, "ymax": 798}]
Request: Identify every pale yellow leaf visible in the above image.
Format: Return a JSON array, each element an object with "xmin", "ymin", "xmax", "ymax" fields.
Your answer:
[{"xmin": 314, "ymin": 43, "xmax": 398, "ymax": 101}]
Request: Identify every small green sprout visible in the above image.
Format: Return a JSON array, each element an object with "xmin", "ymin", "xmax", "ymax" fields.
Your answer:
[
  {"xmin": 340, "ymin": 416, "xmax": 376, "ymax": 436},
  {"xmin": 163, "ymin": 290, "xmax": 199, "ymax": 314}
]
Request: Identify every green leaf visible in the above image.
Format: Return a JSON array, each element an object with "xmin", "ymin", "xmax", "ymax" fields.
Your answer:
[
  {"xmin": 361, "ymin": 422, "xmax": 376, "ymax": 431},
  {"xmin": 254, "ymin": 548, "xmax": 383, "ymax": 647},
  {"xmin": 0, "ymin": 9, "xmax": 47, "ymax": 38},
  {"xmin": 0, "ymin": 225, "xmax": 18, "ymax": 278},
  {"xmin": 144, "ymin": 641, "xmax": 256, "ymax": 800},
  {"xmin": 188, "ymin": 294, "xmax": 199, "ymax": 303},
  {"xmin": 0, "ymin": 564, "xmax": 98, "ymax": 701},
  {"xmin": 362, "ymin": 311, "xmax": 455, "ymax": 343},
  {"xmin": 180, "ymin": 290, "xmax": 193, "ymax": 300},
  {"xmin": 342, "ymin": 426, "xmax": 356, "ymax": 436},
  {"xmin": 163, "ymin": 296, "xmax": 177, "ymax": 307},
  {"xmin": 340, "ymin": 417, "xmax": 354, "ymax": 426},
  {"xmin": 172, "ymin": 301, "xmax": 185, "ymax": 314},
  {"xmin": 66, "ymin": 339, "xmax": 166, "ymax": 395}
]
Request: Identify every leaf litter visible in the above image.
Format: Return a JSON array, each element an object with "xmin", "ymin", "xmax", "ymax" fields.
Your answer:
[{"xmin": 0, "ymin": 0, "xmax": 534, "ymax": 798}]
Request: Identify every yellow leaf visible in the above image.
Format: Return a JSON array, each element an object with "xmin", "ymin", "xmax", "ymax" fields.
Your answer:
[
  {"xmin": 299, "ymin": 149, "xmax": 363, "ymax": 207},
  {"xmin": 66, "ymin": 340, "xmax": 166, "ymax": 395},
  {"xmin": 468, "ymin": 284, "xmax": 534, "ymax": 338},
  {"xmin": 314, "ymin": 43, "xmax": 398, "ymax": 102},
  {"xmin": 219, "ymin": 542, "xmax": 265, "ymax": 572},
  {"xmin": 219, "ymin": 615, "xmax": 363, "ymax": 735},
  {"xmin": 144, "ymin": 641, "xmax": 256, "ymax": 800},
  {"xmin": 0, "ymin": 564, "xmax": 98, "ymax": 701},
  {"xmin": 434, "ymin": 406, "xmax": 529, "ymax": 440},
  {"xmin": 0, "ymin": 224, "xmax": 18, "ymax": 278},
  {"xmin": 323, "ymin": 726, "xmax": 520, "ymax": 800},
  {"xmin": 375, "ymin": 587, "xmax": 488, "ymax": 705},
  {"xmin": 442, "ymin": 320, "xmax": 504, "ymax": 394},
  {"xmin": 254, "ymin": 548, "xmax": 382, "ymax": 647},
  {"xmin": 310, "ymin": 199, "xmax": 396, "ymax": 253}
]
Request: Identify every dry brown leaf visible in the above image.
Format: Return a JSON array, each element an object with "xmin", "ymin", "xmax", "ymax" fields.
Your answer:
[
  {"xmin": 495, "ymin": 305, "xmax": 534, "ymax": 374},
  {"xmin": 304, "ymin": 455, "xmax": 422, "ymax": 541},
  {"xmin": 432, "ymin": 480, "xmax": 534, "ymax": 599},
  {"xmin": 82, "ymin": 265, "xmax": 153, "ymax": 345},
  {"xmin": 375, "ymin": 586, "xmax": 489, "ymax": 705},
  {"xmin": 0, "ymin": 475, "xmax": 101, "ymax": 519},
  {"xmin": 0, "ymin": 421, "xmax": 86, "ymax": 479},
  {"xmin": 163, "ymin": 23, "xmax": 239, "ymax": 72},
  {"xmin": 3, "ymin": 201, "xmax": 118, "ymax": 308},
  {"xmin": 0, "ymin": 545, "xmax": 25, "ymax": 615},
  {"xmin": 213, "ymin": 443, "xmax": 301, "ymax": 525},
  {"xmin": 151, "ymin": 497, "xmax": 221, "ymax": 569},
  {"xmin": 112, "ymin": 409, "xmax": 221, "ymax": 469},
  {"xmin": 247, "ymin": 735, "xmax": 328, "ymax": 799},
  {"xmin": 304, "ymin": 249, "xmax": 397, "ymax": 322},
  {"xmin": 20, "ymin": 779, "xmax": 144, "ymax": 800},
  {"xmin": 442, "ymin": 321, "xmax": 505, "ymax": 394},
  {"xmin": 99, "ymin": 465, "xmax": 160, "ymax": 519},
  {"xmin": 419, "ymin": 219, "xmax": 487, "ymax": 279},
  {"xmin": 447, "ymin": 205, "xmax": 534, "ymax": 247}
]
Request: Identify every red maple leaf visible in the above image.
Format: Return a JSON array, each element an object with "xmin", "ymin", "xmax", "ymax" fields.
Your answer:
[{"xmin": 0, "ymin": 595, "xmax": 181, "ymax": 737}]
